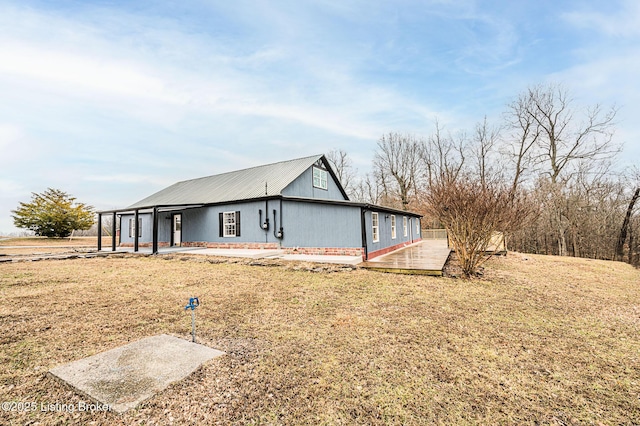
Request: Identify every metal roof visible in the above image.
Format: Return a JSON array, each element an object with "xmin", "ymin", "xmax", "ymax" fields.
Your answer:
[{"xmin": 127, "ymin": 154, "xmax": 326, "ymax": 209}]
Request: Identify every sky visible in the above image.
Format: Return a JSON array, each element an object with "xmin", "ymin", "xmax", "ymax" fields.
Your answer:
[{"xmin": 1, "ymin": 0, "xmax": 639, "ymax": 234}]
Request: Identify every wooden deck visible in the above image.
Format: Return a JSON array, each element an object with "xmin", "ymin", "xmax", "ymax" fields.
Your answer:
[{"xmin": 359, "ymin": 240, "xmax": 451, "ymax": 275}]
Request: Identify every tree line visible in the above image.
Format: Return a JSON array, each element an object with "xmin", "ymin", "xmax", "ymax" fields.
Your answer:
[{"xmin": 328, "ymin": 82, "xmax": 640, "ymax": 270}]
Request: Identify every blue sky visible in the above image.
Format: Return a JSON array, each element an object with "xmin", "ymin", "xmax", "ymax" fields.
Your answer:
[{"xmin": 1, "ymin": 0, "xmax": 639, "ymax": 234}]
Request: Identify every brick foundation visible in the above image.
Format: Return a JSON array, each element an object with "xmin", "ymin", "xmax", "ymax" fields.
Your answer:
[
  {"xmin": 181, "ymin": 242, "xmax": 208, "ymax": 248},
  {"xmin": 367, "ymin": 238, "xmax": 422, "ymax": 260},
  {"xmin": 284, "ymin": 247, "xmax": 364, "ymax": 257},
  {"xmin": 203, "ymin": 242, "xmax": 280, "ymax": 250},
  {"xmin": 118, "ymin": 240, "xmax": 418, "ymax": 261},
  {"xmin": 120, "ymin": 242, "xmax": 170, "ymax": 248}
]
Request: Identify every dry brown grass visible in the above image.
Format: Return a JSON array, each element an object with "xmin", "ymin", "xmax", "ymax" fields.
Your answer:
[
  {"xmin": 0, "ymin": 248, "xmax": 97, "ymax": 257},
  {"xmin": 0, "ymin": 252, "xmax": 638, "ymax": 425},
  {"xmin": 0, "ymin": 237, "xmax": 102, "ymax": 247}
]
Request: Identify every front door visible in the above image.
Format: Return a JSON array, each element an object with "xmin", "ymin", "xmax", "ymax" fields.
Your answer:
[{"xmin": 172, "ymin": 214, "xmax": 182, "ymax": 247}]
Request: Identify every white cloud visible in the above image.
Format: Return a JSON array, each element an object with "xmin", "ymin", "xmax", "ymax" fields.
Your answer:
[
  {"xmin": 0, "ymin": 42, "xmax": 182, "ymax": 104},
  {"xmin": 563, "ymin": 0, "xmax": 640, "ymax": 37},
  {"xmin": 0, "ymin": 8, "xmax": 435, "ymax": 143},
  {"xmin": 552, "ymin": 1, "xmax": 640, "ymax": 168}
]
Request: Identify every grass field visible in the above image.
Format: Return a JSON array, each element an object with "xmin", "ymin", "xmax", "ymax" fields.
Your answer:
[
  {"xmin": 0, "ymin": 237, "xmax": 107, "ymax": 258},
  {"xmin": 0, "ymin": 251, "xmax": 638, "ymax": 425},
  {"xmin": 0, "ymin": 237, "xmax": 100, "ymax": 247}
]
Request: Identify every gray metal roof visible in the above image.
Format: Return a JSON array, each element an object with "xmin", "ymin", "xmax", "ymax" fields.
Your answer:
[{"xmin": 127, "ymin": 154, "xmax": 326, "ymax": 209}]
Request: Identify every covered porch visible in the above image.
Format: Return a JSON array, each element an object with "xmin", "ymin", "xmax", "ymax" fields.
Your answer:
[{"xmin": 97, "ymin": 204, "xmax": 201, "ymax": 254}]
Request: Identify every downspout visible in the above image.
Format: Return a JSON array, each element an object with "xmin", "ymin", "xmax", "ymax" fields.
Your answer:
[
  {"xmin": 272, "ymin": 206, "xmax": 283, "ymax": 240},
  {"xmin": 279, "ymin": 198, "xmax": 283, "ymax": 239},
  {"xmin": 259, "ymin": 200, "xmax": 270, "ymax": 243},
  {"xmin": 272, "ymin": 198, "xmax": 284, "ymax": 239},
  {"xmin": 360, "ymin": 207, "xmax": 368, "ymax": 260},
  {"xmin": 272, "ymin": 209, "xmax": 277, "ymax": 239}
]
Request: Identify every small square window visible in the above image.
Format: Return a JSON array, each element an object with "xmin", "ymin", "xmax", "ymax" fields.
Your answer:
[{"xmin": 313, "ymin": 167, "xmax": 328, "ymax": 190}]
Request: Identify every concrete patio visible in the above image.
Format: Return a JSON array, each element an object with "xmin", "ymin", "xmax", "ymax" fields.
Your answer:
[{"xmin": 101, "ymin": 246, "xmax": 363, "ymax": 265}]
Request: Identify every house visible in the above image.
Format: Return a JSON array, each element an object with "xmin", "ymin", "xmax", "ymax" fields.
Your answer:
[{"xmin": 97, "ymin": 154, "xmax": 422, "ymax": 260}]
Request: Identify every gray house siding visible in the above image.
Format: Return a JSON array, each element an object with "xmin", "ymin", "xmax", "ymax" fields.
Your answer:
[
  {"xmin": 119, "ymin": 204, "xmax": 421, "ymax": 256},
  {"xmin": 119, "ymin": 201, "xmax": 285, "ymax": 246},
  {"xmin": 119, "ymin": 212, "xmax": 171, "ymax": 244},
  {"xmin": 281, "ymin": 166, "xmax": 346, "ymax": 201},
  {"xmin": 363, "ymin": 210, "xmax": 420, "ymax": 257},
  {"xmin": 279, "ymin": 201, "xmax": 361, "ymax": 248},
  {"xmin": 181, "ymin": 201, "xmax": 281, "ymax": 244}
]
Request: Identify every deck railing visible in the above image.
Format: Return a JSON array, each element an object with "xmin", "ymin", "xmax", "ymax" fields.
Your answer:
[{"xmin": 422, "ymin": 229, "xmax": 448, "ymax": 239}]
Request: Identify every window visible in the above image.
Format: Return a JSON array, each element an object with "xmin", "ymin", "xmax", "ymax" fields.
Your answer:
[
  {"xmin": 391, "ymin": 215, "xmax": 396, "ymax": 239},
  {"xmin": 219, "ymin": 211, "xmax": 241, "ymax": 237},
  {"xmin": 372, "ymin": 212, "xmax": 379, "ymax": 243},
  {"xmin": 416, "ymin": 219, "xmax": 420, "ymax": 235},
  {"xmin": 128, "ymin": 218, "xmax": 142, "ymax": 238},
  {"xmin": 403, "ymin": 216, "xmax": 408, "ymax": 237},
  {"xmin": 312, "ymin": 167, "xmax": 328, "ymax": 190}
]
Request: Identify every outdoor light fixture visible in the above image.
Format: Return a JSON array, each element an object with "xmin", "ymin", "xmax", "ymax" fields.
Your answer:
[{"xmin": 262, "ymin": 222, "xmax": 269, "ymax": 230}]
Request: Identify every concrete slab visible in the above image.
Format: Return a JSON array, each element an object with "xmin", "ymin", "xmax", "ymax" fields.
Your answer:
[
  {"xmin": 278, "ymin": 254, "xmax": 363, "ymax": 265},
  {"xmin": 49, "ymin": 334, "xmax": 224, "ymax": 413},
  {"xmin": 100, "ymin": 246, "xmax": 204, "ymax": 254},
  {"xmin": 100, "ymin": 246, "xmax": 362, "ymax": 265},
  {"xmin": 183, "ymin": 248, "xmax": 285, "ymax": 259}
]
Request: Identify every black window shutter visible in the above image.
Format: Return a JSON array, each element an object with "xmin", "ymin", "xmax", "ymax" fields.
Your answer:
[
  {"xmin": 218, "ymin": 212, "xmax": 223, "ymax": 237},
  {"xmin": 235, "ymin": 211, "xmax": 241, "ymax": 236}
]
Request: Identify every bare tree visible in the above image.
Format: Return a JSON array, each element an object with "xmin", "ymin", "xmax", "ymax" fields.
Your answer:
[
  {"xmin": 520, "ymin": 83, "xmax": 619, "ymax": 184},
  {"xmin": 506, "ymin": 83, "xmax": 619, "ymax": 255},
  {"xmin": 421, "ymin": 119, "xmax": 467, "ymax": 185},
  {"xmin": 326, "ymin": 149, "xmax": 357, "ymax": 198},
  {"xmin": 615, "ymin": 186, "xmax": 640, "ymax": 261},
  {"xmin": 351, "ymin": 173, "xmax": 383, "ymax": 205},
  {"xmin": 373, "ymin": 133, "xmax": 425, "ymax": 210},
  {"xmin": 471, "ymin": 116, "xmax": 501, "ymax": 189},
  {"xmin": 504, "ymin": 92, "xmax": 541, "ymax": 195}
]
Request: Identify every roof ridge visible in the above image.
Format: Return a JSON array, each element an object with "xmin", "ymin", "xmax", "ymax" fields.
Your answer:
[{"xmin": 174, "ymin": 154, "xmax": 324, "ymax": 184}]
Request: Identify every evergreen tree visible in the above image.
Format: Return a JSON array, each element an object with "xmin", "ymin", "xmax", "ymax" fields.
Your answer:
[{"xmin": 11, "ymin": 188, "xmax": 94, "ymax": 238}]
